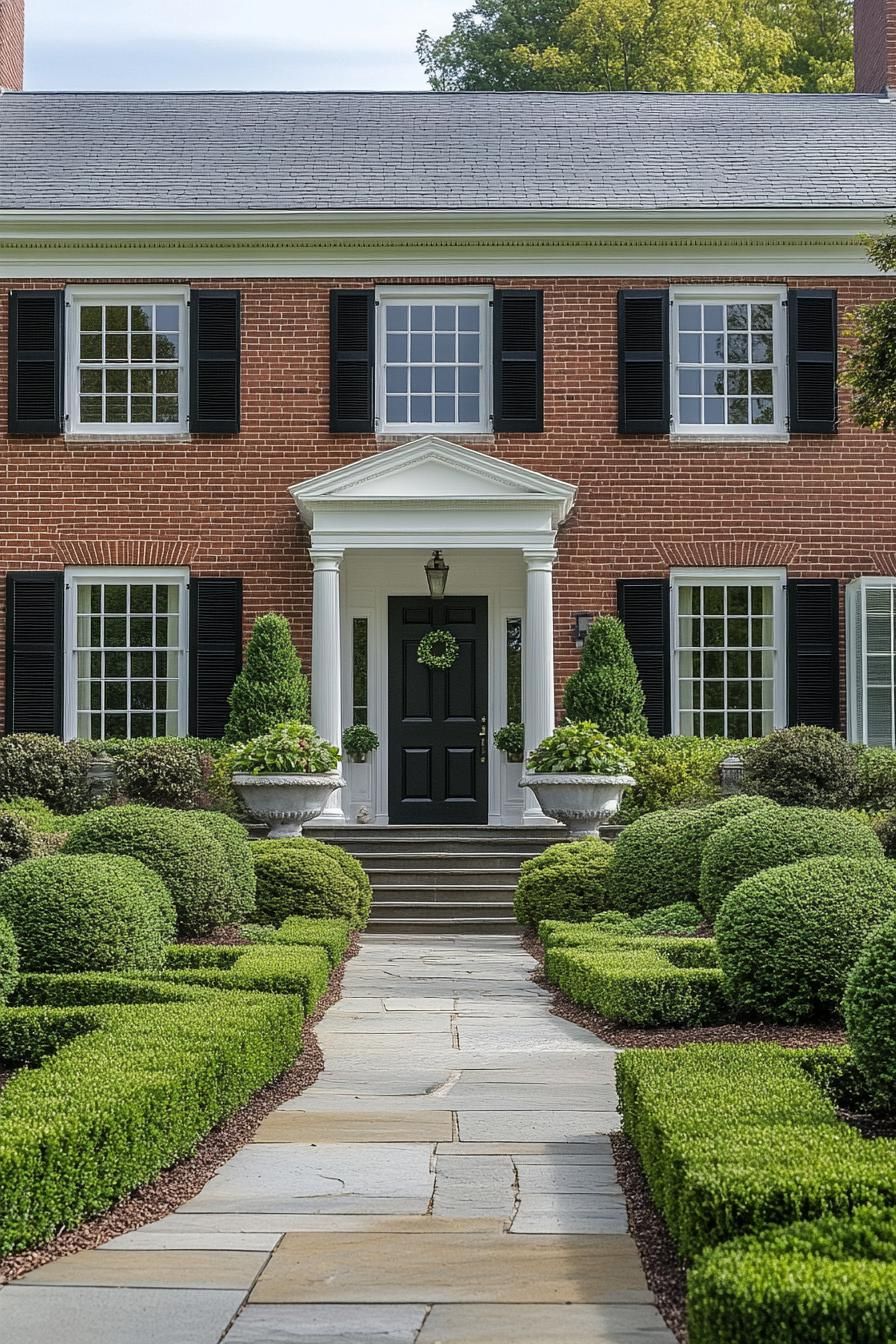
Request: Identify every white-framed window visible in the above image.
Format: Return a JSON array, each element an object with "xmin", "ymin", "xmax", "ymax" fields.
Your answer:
[
  {"xmin": 671, "ymin": 287, "xmax": 787, "ymax": 436},
  {"xmin": 672, "ymin": 568, "xmax": 787, "ymax": 738},
  {"xmin": 66, "ymin": 287, "xmax": 188, "ymax": 434},
  {"xmin": 847, "ymin": 577, "xmax": 896, "ymax": 746},
  {"xmin": 375, "ymin": 286, "xmax": 491, "ymax": 434},
  {"xmin": 63, "ymin": 567, "xmax": 189, "ymax": 741}
]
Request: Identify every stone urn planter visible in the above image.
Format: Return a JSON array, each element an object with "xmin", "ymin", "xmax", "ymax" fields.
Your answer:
[
  {"xmin": 520, "ymin": 773, "xmax": 635, "ymax": 838},
  {"xmin": 232, "ymin": 772, "xmax": 345, "ymax": 838}
]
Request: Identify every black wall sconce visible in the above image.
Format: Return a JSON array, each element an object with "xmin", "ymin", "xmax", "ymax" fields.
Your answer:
[{"xmin": 573, "ymin": 613, "xmax": 594, "ymax": 649}]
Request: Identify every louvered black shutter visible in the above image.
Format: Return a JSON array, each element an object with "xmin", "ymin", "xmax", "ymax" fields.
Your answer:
[
  {"xmin": 8, "ymin": 291, "xmax": 64, "ymax": 436},
  {"xmin": 787, "ymin": 578, "xmax": 840, "ymax": 730},
  {"xmin": 189, "ymin": 290, "xmax": 241, "ymax": 434},
  {"xmin": 617, "ymin": 579, "xmax": 671, "ymax": 736},
  {"xmin": 330, "ymin": 290, "xmax": 374, "ymax": 433},
  {"xmin": 618, "ymin": 290, "xmax": 669, "ymax": 434},
  {"xmin": 493, "ymin": 290, "xmax": 543, "ymax": 432},
  {"xmin": 5, "ymin": 572, "xmax": 63, "ymax": 734},
  {"xmin": 189, "ymin": 578, "xmax": 243, "ymax": 738},
  {"xmin": 787, "ymin": 289, "xmax": 837, "ymax": 434}
]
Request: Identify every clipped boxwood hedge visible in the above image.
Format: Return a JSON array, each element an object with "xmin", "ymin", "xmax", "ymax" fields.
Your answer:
[
  {"xmin": 716, "ymin": 856, "xmax": 896, "ymax": 1024},
  {"xmin": 544, "ymin": 934, "xmax": 727, "ymax": 1027},
  {"xmin": 190, "ymin": 809, "xmax": 257, "ymax": 919},
  {"xmin": 699, "ymin": 806, "xmax": 883, "ymax": 922},
  {"xmin": 0, "ymin": 915, "xmax": 18, "ymax": 1002},
  {"xmin": 274, "ymin": 916, "xmax": 351, "ymax": 967},
  {"xmin": 0, "ymin": 734, "xmax": 91, "ymax": 815},
  {"xmin": 252, "ymin": 839, "xmax": 360, "ymax": 925},
  {"xmin": 293, "ymin": 839, "xmax": 372, "ymax": 927},
  {"xmin": 0, "ymin": 984, "xmax": 304, "ymax": 1253},
  {"xmin": 844, "ymin": 911, "xmax": 896, "ymax": 1109},
  {"xmin": 616, "ymin": 1042, "xmax": 896, "ymax": 1259},
  {"xmin": 158, "ymin": 942, "xmax": 331, "ymax": 1014},
  {"xmin": 514, "ymin": 838, "xmax": 614, "ymax": 927}
]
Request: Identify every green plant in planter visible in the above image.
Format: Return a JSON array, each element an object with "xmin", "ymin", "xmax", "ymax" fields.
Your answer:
[
  {"xmin": 342, "ymin": 724, "xmax": 380, "ymax": 761},
  {"xmin": 230, "ymin": 722, "xmax": 340, "ymax": 776},
  {"xmin": 224, "ymin": 613, "xmax": 310, "ymax": 744},
  {"xmin": 526, "ymin": 722, "xmax": 634, "ymax": 775},
  {"xmin": 563, "ymin": 615, "xmax": 648, "ymax": 737},
  {"xmin": 494, "ymin": 723, "xmax": 524, "ymax": 760}
]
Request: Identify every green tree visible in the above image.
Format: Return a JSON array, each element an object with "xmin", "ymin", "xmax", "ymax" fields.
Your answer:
[
  {"xmin": 842, "ymin": 220, "xmax": 896, "ymax": 432},
  {"xmin": 224, "ymin": 614, "xmax": 310, "ymax": 744},
  {"xmin": 418, "ymin": 0, "xmax": 852, "ymax": 93},
  {"xmin": 563, "ymin": 614, "xmax": 648, "ymax": 736}
]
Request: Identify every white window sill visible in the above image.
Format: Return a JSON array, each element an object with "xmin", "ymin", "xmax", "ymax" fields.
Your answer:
[
  {"xmin": 65, "ymin": 432, "xmax": 192, "ymax": 444},
  {"xmin": 669, "ymin": 433, "xmax": 790, "ymax": 446},
  {"xmin": 376, "ymin": 432, "xmax": 496, "ymax": 445}
]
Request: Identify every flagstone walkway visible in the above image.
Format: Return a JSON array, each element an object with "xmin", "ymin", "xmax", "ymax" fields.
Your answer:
[{"xmin": 0, "ymin": 936, "xmax": 674, "ymax": 1344}]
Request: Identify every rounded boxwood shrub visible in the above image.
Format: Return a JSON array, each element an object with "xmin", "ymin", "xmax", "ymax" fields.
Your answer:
[
  {"xmin": 64, "ymin": 804, "xmax": 237, "ymax": 936},
  {"xmin": 189, "ymin": 810, "xmax": 257, "ymax": 919},
  {"xmin": 296, "ymin": 838, "xmax": 372, "ymax": 927},
  {"xmin": 607, "ymin": 797, "xmax": 774, "ymax": 916},
  {"xmin": 844, "ymin": 911, "xmax": 896, "ymax": 1108},
  {"xmin": 0, "ymin": 854, "xmax": 175, "ymax": 973},
  {"xmin": 0, "ymin": 797, "xmax": 60, "ymax": 833},
  {"xmin": 740, "ymin": 725, "xmax": 859, "ymax": 808},
  {"xmin": 699, "ymin": 806, "xmax": 883, "ymax": 922},
  {"xmin": 0, "ymin": 734, "xmax": 91, "ymax": 814},
  {"xmin": 116, "ymin": 740, "xmax": 203, "ymax": 809},
  {"xmin": 855, "ymin": 746, "xmax": 896, "ymax": 812},
  {"xmin": 715, "ymin": 855, "xmax": 896, "ymax": 1023},
  {"xmin": 514, "ymin": 838, "xmax": 614, "ymax": 927},
  {"xmin": 0, "ymin": 915, "xmax": 18, "ymax": 1001},
  {"xmin": 252, "ymin": 840, "xmax": 359, "ymax": 925},
  {"xmin": 0, "ymin": 810, "xmax": 32, "ymax": 873}
]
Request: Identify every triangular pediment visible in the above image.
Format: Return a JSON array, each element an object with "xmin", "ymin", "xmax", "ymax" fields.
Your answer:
[{"xmin": 291, "ymin": 437, "xmax": 576, "ymax": 516}]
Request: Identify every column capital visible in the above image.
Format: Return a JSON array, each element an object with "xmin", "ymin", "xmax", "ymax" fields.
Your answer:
[
  {"xmin": 522, "ymin": 547, "xmax": 557, "ymax": 572},
  {"xmin": 309, "ymin": 548, "xmax": 344, "ymax": 571}
]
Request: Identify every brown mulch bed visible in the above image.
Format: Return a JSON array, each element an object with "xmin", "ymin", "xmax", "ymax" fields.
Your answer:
[
  {"xmin": 612, "ymin": 1131, "xmax": 689, "ymax": 1343},
  {"xmin": 0, "ymin": 931, "xmax": 360, "ymax": 1285}
]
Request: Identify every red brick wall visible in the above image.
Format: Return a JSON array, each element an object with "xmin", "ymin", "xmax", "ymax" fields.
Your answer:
[
  {"xmin": 2, "ymin": 272, "xmax": 895, "ymax": 721},
  {"xmin": 0, "ymin": 0, "xmax": 23, "ymax": 90},
  {"xmin": 855, "ymin": 0, "xmax": 896, "ymax": 93}
]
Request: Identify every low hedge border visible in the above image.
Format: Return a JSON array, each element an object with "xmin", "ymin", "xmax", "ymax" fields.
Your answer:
[
  {"xmin": 0, "ymin": 984, "xmax": 304, "ymax": 1253},
  {"xmin": 158, "ymin": 942, "xmax": 331, "ymax": 1014},
  {"xmin": 543, "ymin": 933, "xmax": 727, "ymax": 1027},
  {"xmin": 616, "ymin": 1043, "xmax": 896, "ymax": 1261}
]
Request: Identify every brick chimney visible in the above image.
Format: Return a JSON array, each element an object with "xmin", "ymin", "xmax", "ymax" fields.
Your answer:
[
  {"xmin": 855, "ymin": 0, "xmax": 896, "ymax": 95},
  {"xmin": 0, "ymin": 0, "xmax": 24, "ymax": 91}
]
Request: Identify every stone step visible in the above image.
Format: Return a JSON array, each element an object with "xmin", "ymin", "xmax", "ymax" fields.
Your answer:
[
  {"xmin": 356, "ymin": 851, "xmax": 541, "ymax": 869},
  {"xmin": 368, "ymin": 869, "xmax": 521, "ymax": 888},
  {"xmin": 366, "ymin": 915, "xmax": 521, "ymax": 935},
  {"xmin": 371, "ymin": 900, "xmax": 517, "ymax": 920},
  {"xmin": 371, "ymin": 885, "xmax": 517, "ymax": 905}
]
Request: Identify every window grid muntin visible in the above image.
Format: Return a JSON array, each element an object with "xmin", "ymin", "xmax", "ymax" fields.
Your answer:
[
  {"xmin": 73, "ymin": 580, "xmax": 185, "ymax": 740},
  {"xmin": 377, "ymin": 291, "xmax": 490, "ymax": 433},
  {"xmin": 863, "ymin": 583, "xmax": 896, "ymax": 748},
  {"xmin": 671, "ymin": 290, "xmax": 785, "ymax": 435},
  {"xmin": 676, "ymin": 581, "xmax": 778, "ymax": 738},
  {"xmin": 69, "ymin": 292, "xmax": 188, "ymax": 434}
]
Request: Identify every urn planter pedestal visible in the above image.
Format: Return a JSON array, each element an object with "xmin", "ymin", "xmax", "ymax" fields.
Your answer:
[
  {"xmin": 232, "ymin": 772, "xmax": 346, "ymax": 838},
  {"xmin": 520, "ymin": 773, "xmax": 635, "ymax": 838}
]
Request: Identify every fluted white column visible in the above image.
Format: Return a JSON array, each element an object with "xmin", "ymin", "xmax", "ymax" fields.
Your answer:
[
  {"xmin": 523, "ymin": 548, "xmax": 557, "ymax": 825},
  {"xmin": 310, "ymin": 548, "xmax": 345, "ymax": 824}
]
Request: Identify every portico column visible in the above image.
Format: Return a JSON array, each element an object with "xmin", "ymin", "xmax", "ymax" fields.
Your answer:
[
  {"xmin": 310, "ymin": 547, "xmax": 345, "ymax": 824},
  {"xmin": 523, "ymin": 548, "xmax": 557, "ymax": 825}
]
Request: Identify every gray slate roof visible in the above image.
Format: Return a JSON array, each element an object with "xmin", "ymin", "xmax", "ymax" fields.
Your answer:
[{"xmin": 0, "ymin": 90, "xmax": 894, "ymax": 212}]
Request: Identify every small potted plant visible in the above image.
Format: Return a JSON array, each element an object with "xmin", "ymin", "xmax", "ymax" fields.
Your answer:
[
  {"xmin": 343, "ymin": 724, "xmax": 380, "ymax": 764},
  {"xmin": 230, "ymin": 721, "xmax": 344, "ymax": 838},
  {"xmin": 494, "ymin": 723, "xmax": 524, "ymax": 764},
  {"xmin": 520, "ymin": 721, "xmax": 635, "ymax": 837}
]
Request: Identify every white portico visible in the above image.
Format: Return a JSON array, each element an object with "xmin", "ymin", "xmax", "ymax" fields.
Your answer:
[{"xmin": 290, "ymin": 437, "xmax": 576, "ymax": 826}]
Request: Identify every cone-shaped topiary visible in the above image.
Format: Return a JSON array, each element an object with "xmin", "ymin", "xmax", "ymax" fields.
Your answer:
[
  {"xmin": 224, "ymin": 614, "xmax": 310, "ymax": 744},
  {"xmin": 563, "ymin": 615, "xmax": 648, "ymax": 737}
]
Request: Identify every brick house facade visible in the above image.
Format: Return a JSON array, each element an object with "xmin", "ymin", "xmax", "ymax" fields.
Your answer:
[{"xmin": 1, "ymin": 5, "xmax": 896, "ymax": 824}]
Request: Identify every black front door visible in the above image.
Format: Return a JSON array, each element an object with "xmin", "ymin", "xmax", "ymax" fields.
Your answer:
[{"xmin": 388, "ymin": 596, "xmax": 488, "ymax": 825}]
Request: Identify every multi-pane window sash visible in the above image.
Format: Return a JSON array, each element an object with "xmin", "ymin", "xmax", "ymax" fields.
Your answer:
[
  {"xmin": 377, "ymin": 289, "xmax": 490, "ymax": 433},
  {"xmin": 69, "ymin": 291, "xmax": 188, "ymax": 433},
  {"xmin": 847, "ymin": 579, "xmax": 896, "ymax": 747},
  {"xmin": 671, "ymin": 290, "xmax": 786, "ymax": 435},
  {"xmin": 673, "ymin": 576, "xmax": 784, "ymax": 738}
]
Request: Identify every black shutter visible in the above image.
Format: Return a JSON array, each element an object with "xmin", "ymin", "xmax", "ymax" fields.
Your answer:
[
  {"xmin": 8, "ymin": 291, "xmax": 64, "ymax": 436},
  {"xmin": 330, "ymin": 290, "xmax": 374, "ymax": 433},
  {"xmin": 618, "ymin": 290, "xmax": 669, "ymax": 434},
  {"xmin": 787, "ymin": 578, "xmax": 840, "ymax": 730},
  {"xmin": 617, "ymin": 579, "xmax": 670, "ymax": 735},
  {"xmin": 189, "ymin": 290, "xmax": 241, "ymax": 434},
  {"xmin": 493, "ymin": 290, "xmax": 543, "ymax": 432},
  {"xmin": 189, "ymin": 578, "xmax": 243, "ymax": 738},
  {"xmin": 5, "ymin": 572, "xmax": 63, "ymax": 734},
  {"xmin": 787, "ymin": 289, "xmax": 837, "ymax": 434}
]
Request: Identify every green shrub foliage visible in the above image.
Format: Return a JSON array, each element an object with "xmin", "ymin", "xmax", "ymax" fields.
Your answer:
[
  {"xmin": 0, "ymin": 854, "xmax": 175, "ymax": 974},
  {"xmin": 224, "ymin": 613, "xmax": 310, "ymax": 743},
  {"xmin": 189, "ymin": 810, "xmax": 257, "ymax": 919},
  {"xmin": 252, "ymin": 839, "xmax": 360, "ymax": 925},
  {"xmin": 513, "ymin": 838, "xmax": 614, "ymax": 927},
  {"xmin": 64, "ymin": 804, "xmax": 239, "ymax": 936},
  {"xmin": 740, "ymin": 724, "xmax": 859, "ymax": 808},
  {"xmin": 844, "ymin": 911, "xmax": 896, "ymax": 1108},
  {"xmin": 160, "ymin": 941, "xmax": 331, "ymax": 1014},
  {"xmin": 0, "ymin": 735, "xmax": 91, "ymax": 814},
  {"xmin": 855, "ymin": 746, "xmax": 896, "ymax": 812},
  {"xmin": 0, "ymin": 916, "xmax": 18, "ymax": 1002},
  {"xmin": 628, "ymin": 901, "xmax": 704, "ymax": 935},
  {"xmin": 563, "ymin": 615, "xmax": 648, "ymax": 736},
  {"xmin": 293, "ymin": 838, "xmax": 372, "ymax": 927},
  {"xmin": 0, "ymin": 810, "xmax": 33, "ymax": 873},
  {"xmin": 0, "ymin": 797, "xmax": 62, "ymax": 833},
  {"xmin": 274, "ymin": 915, "xmax": 352, "ymax": 967},
  {"xmin": 699, "ymin": 806, "xmax": 883, "ymax": 921},
  {"xmin": 716, "ymin": 856, "xmax": 896, "ymax": 1023},
  {"xmin": 115, "ymin": 740, "xmax": 203, "ymax": 808},
  {"xmin": 618, "ymin": 735, "xmax": 751, "ymax": 821}
]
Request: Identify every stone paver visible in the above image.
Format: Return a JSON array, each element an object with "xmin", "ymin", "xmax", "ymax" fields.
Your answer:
[{"xmin": 0, "ymin": 934, "xmax": 673, "ymax": 1343}]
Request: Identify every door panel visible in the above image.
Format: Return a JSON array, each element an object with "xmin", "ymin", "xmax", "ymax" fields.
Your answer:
[{"xmin": 388, "ymin": 596, "xmax": 488, "ymax": 824}]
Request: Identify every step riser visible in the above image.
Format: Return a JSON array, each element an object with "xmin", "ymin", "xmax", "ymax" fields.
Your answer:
[
  {"xmin": 369, "ymin": 871, "xmax": 520, "ymax": 888},
  {"xmin": 372, "ymin": 889, "xmax": 515, "ymax": 905},
  {"xmin": 359, "ymin": 854, "xmax": 538, "ymax": 873},
  {"xmin": 368, "ymin": 920, "xmax": 521, "ymax": 935},
  {"xmin": 372, "ymin": 906, "xmax": 515, "ymax": 921}
]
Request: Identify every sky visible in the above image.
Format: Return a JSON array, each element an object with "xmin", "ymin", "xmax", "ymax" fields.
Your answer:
[{"xmin": 24, "ymin": 0, "xmax": 461, "ymax": 91}]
